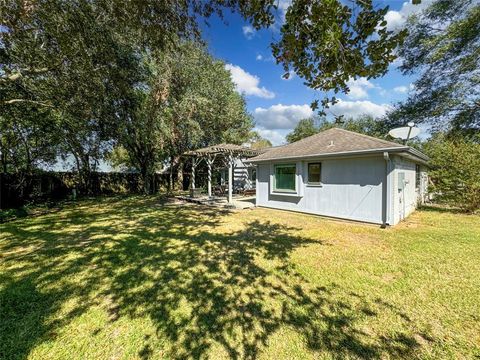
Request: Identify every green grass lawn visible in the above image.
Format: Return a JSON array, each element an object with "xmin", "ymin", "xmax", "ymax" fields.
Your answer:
[{"xmin": 1, "ymin": 197, "xmax": 479, "ymax": 360}]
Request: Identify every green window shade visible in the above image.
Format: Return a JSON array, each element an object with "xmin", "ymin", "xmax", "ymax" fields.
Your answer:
[
  {"xmin": 274, "ymin": 164, "xmax": 296, "ymax": 191},
  {"xmin": 308, "ymin": 163, "xmax": 321, "ymax": 184}
]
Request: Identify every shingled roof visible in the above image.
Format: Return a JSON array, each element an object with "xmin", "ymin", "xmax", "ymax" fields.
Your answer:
[{"xmin": 248, "ymin": 128, "xmax": 427, "ymax": 162}]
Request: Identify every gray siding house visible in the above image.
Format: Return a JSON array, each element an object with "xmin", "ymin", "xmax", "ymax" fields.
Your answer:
[{"xmin": 248, "ymin": 128, "xmax": 428, "ymax": 226}]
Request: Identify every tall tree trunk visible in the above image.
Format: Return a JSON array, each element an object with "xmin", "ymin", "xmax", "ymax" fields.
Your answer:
[
  {"xmin": 169, "ymin": 155, "xmax": 174, "ymax": 192},
  {"xmin": 68, "ymin": 142, "xmax": 91, "ymax": 196},
  {"xmin": 1, "ymin": 151, "xmax": 7, "ymax": 173},
  {"xmin": 77, "ymin": 153, "xmax": 92, "ymax": 195},
  {"xmin": 140, "ymin": 163, "xmax": 151, "ymax": 195},
  {"xmin": 176, "ymin": 158, "xmax": 184, "ymax": 191}
]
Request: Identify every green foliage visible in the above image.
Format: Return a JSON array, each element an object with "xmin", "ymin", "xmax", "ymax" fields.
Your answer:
[
  {"xmin": 248, "ymin": 131, "xmax": 273, "ymax": 149},
  {"xmin": 286, "ymin": 115, "xmax": 389, "ymax": 143},
  {"xmin": 105, "ymin": 146, "xmax": 134, "ymax": 172},
  {"xmin": 0, "ymin": 108, "xmax": 59, "ymax": 174},
  {"xmin": 273, "ymin": 0, "xmax": 406, "ymax": 111},
  {"xmin": 1, "ymin": 0, "xmax": 148, "ymax": 191},
  {"xmin": 286, "ymin": 118, "xmax": 321, "ymax": 143},
  {"xmin": 1, "ymin": 2, "xmax": 253, "ymax": 193},
  {"xmin": 388, "ymin": 0, "xmax": 480, "ymax": 135},
  {"xmin": 1, "ymin": 0, "xmax": 418, "ymax": 194},
  {"xmin": 1, "ymin": 0, "xmax": 411, "ymax": 116},
  {"xmin": 425, "ymin": 134, "xmax": 480, "ymax": 212},
  {"xmin": 113, "ymin": 42, "xmax": 253, "ymax": 193},
  {"xmin": 154, "ymin": 42, "xmax": 253, "ymax": 153}
]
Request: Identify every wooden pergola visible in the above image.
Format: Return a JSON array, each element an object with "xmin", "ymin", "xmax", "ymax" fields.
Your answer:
[{"xmin": 184, "ymin": 144, "xmax": 262, "ymax": 204}]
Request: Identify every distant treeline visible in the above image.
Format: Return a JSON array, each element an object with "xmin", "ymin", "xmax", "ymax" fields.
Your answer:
[{"xmin": 0, "ymin": 172, "xmax": 194, "ymax": 209}]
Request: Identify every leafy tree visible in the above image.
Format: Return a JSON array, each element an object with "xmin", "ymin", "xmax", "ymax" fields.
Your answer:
[
  {"xmin": 286, "ymin": 115, "xmax": 388, "ymax": 143},
  {"xmin": 114, "ymin": 43, "xmax": 253, "ymax": 193},
  {"xmin": 273, "ymin": 0, "xmax": 406, "ymax": 111},
  {"xmin": 248, "ymin": 131, "xmax": 272, "ymax": 150},
  {"xmin": 424, "ymin": 134, "xmax": 480, "ymax": 212},
  {"xmin": 0, "ymin": 105, "xmax": 61, "ymax": 199},
  {"xmin": 105, "ymin": 146, "xmax": 133, "ymax": 173},
  {"xmin": 1, "ymin": 0, "xmax": 410, "ymax": 112},
  {"xmin": 337, "ymin": 116, "xmax": 389, "ymax": 138},
  {"xmin": 0, "ymin": 0, "xmax": 419, "ymax": 196},
  {"xmin": 388, "ymin": 0, "xmax": 480, "ymax": 136},
  {"xmin": 286, "ymin": 118, "xmax": 321, "ymax": 143},
  {"xmin": 1, "ymin": 0, "xmax": 148, "ymax": 191},
  {"xmin": 0, "ymin": 107, "xmax": 59, "ymax": 174},
  {"xmin": 160, "ymin": 42, "xmax": 252, "ymax": 191}
]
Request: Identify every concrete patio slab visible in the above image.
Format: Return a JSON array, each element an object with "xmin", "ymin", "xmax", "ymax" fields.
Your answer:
[{"xmin": 176, "ymin": 195, "xmax": 256, "ymax": 209}]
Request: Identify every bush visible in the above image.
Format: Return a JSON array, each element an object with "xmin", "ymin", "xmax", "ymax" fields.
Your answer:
[{"xmin": 425, "ymin": 136, "xmax": 480, "ymax": 213}]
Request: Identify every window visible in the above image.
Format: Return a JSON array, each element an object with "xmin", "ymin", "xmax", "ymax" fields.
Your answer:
[
  {"xmin": 274, "ymin": 164, "xmax": 296, "ymax": 192},
  {"xmin": 415, "ymin": 164, "xmax": 421, "ymax": 189},
  {"xmin": 308, "ymin": 162, "xmax": 322, "ymax": 184}
]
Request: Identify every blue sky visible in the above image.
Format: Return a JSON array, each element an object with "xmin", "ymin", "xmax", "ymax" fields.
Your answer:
[{"xmin": 201, "ymin": 0, "xmax": 432, "ymax": 145}]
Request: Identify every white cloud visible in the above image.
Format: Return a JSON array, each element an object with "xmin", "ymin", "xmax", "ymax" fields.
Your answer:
[
  {"xmin": 242, "ymin": 25, "xmax": 255, "ymax": 39},
  {"xmin": 255, "ymin": 128, "xmax": 286, "ymax": 146},
  {"xmin": 346, "ymin": 77, "xmax": 377, "ymax": 99},
  {"xmin": 252, "ymin": 100, "xmax": 391, "ymax": 143},
  {"xmin": 254, "ymin": 104, "xmax": 313, "ymax": 129},
  {"xmin": 384, "ymin": 10, "xmax": 405, "ymax": 31},
  {"xmin": 393, "ymin": 85, "xmax": 408, "ymax": 93},
  {"xmin": 393, "ymin": 83, "xmax": 415, "ymax": 94},
  {"xmin": 278, "ymin": 0, "xmax": 291, "ymax": 13},
  {"xmin": 329, "ymin": 100, "xmax": 391, "ymax": 119},
  {"xmin": 382, "ymin": 0, "xmax": 434, "ymax": 32},
  {"xmin": 256, "ymin": 54, "xmax": 263, "ymax": 61},
  {"xmin": 268, "ymin": 0, "xmax": 292, "ymax": 31},
  {"xmin": 225, "ymin": 64, "xmax": 275, "ymax": 99}
]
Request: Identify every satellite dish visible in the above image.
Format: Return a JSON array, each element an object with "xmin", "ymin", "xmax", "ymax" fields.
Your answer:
[{"xmin": 389, "ymin": 123, "xmax": 421, "ymax": 144}]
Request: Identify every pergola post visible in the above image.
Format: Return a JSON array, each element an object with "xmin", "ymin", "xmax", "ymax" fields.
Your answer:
[
  {"xmin": 227, "ymin": 154, "xmax": 234, "ymax": 204},
  {"xmin": 190, "ymin": 157, "xmax": 197, "ymax": 197},
  {"xmin": 206, "ymin": 155, "xmax": 215, "ymax": 198}
]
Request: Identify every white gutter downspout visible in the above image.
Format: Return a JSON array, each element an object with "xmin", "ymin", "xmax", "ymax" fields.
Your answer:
[{"xmin": 382, "ymin": 152, "xmax": 391, "ymax": 228}]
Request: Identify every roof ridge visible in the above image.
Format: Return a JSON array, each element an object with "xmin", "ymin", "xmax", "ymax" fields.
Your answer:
[
  {"xmin": 288, "ymin": 127, "xmax": 338, "ymax": 145},
  {"xmin": 247, "ymin": 125, "xmax": 428, "ymax": 162},
  {"xmin": 331, "ymin": 128, "xmax": 404, "ymax": 147},
  {"xmin": 285, "ymin": 127, "xmax": 403, "ymax": 148}
]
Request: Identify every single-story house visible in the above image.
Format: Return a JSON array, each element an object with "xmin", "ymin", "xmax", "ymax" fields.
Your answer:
[{"xmin": 247, "ymin": 128, "xmax": 429, "ymax": 226}]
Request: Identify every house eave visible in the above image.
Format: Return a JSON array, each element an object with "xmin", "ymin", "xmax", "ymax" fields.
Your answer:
[
  {"xmin": 247, "ymin": 146, "xmax": 429, "ymax": 165},
  {"xmin": 246, "ymin": 147, "xmax": 409, "ymax": 163}
]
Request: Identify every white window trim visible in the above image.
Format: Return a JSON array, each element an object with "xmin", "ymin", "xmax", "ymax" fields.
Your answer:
[
  {"xmin": 274, "ymin": 163, "xmax": 297, "ymax": 193},
  {"xmin": 269, "ymin": 162, "xmax": 303, "ymax": 197}
]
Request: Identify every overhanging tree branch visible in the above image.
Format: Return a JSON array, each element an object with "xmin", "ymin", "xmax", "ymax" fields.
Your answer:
[{"xmin": 1, "ymin": 99, "xmax": 53, "ymax": 107}]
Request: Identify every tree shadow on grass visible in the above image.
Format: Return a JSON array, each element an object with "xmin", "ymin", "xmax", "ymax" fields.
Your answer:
[
  {"xmin": 0, "ymin": 196, "xmax": 425, "ymax": 359},
  {"xmin": 0, "ymin": 276, "xmax": 59, "ymax": 360},
  {"xmin": 0, "ymin": 274, "xmax": 92, "ymax": 360}
]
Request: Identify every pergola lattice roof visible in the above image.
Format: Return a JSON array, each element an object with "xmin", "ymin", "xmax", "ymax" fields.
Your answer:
[
  {"xmin": 184, "ymin": 143, "xmax": 265, "ymax": 157},
  {"xmin": 183, "ymin": 143, "xmax": 269, "ymax": 203}
]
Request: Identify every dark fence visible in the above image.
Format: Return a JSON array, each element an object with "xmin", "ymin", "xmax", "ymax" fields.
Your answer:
[{"xmin": 0, "ymin": 171, "xmax": 177, "ymax": 210}]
